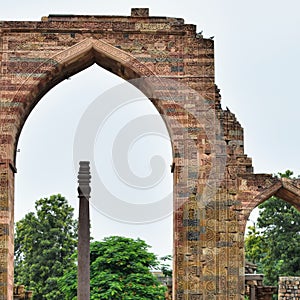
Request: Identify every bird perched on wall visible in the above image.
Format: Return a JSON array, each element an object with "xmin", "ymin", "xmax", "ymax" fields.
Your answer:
[{"xmin": 196, "ymin": 30, "xmax": 203, "ymax": 38}]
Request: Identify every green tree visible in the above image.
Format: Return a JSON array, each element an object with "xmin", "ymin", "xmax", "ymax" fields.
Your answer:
[
  {"xmin": 159, "ymin": 255, "xmax": 172, "ymax": 278},
  {"xmin": 59, "ymin": 236, "xmax": 167, "ymax": 299},
  {"xmin": 245, "ymin": 170, "xmax": 300, "ymax": 286},
  {"xmin": 14, "ymin": 194, "xmax": 77, "ymax": 299}
]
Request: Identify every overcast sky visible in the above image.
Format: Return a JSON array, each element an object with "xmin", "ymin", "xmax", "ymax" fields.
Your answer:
[{"xmin": 2, "ymin": 0, "xmax": 300, "ymax": 257}]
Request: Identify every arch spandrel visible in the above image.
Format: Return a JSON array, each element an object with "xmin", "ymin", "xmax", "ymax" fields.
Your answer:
[
  {"xmin": 276, "ymin": 178, "xmax": 300, "ymax": 211},
  {"xmin": 53, "ymin": 38, "xmax": 155, "ymax": 78}
]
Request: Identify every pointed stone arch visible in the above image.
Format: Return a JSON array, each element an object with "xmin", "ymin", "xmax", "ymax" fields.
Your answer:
[
  {"xmin": 53, "ymin": 38, "xmax": 155, "ymax": 80},
  {"xmin": 4, "ymin": 9, "xmax": 299, "ymax": 299},
  {"xmin": 239, "ymin": 175, "xmax": 300, "ymax": 232},
  {"xmin": 10, "ymin": 38, "xmax": 156, "ymax": 156}
]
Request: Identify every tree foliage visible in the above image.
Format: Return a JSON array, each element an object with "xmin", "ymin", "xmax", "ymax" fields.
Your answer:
[
  {"xmin": 59, "ymin": 236, "xmax": 167, "ymax": 299},
  {"xmin": 159, "ymin": 255, "xmax": 172, "ymax": 278},
  {"xmin": 14, "ymin": 194, "xmax": 77, "ymax": 299},
  {"xmin": 245, "ymin": 170, "xmax": 300, "ymax": 286}
]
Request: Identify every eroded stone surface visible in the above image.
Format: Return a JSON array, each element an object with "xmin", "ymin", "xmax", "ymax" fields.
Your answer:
[{"xmin": 279, "ymin": 277, "xmax": 300, "ymax": 299}]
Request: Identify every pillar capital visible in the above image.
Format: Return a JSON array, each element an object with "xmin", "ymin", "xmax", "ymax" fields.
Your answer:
[{"xmin": 77, "ymin": 161, "xmax": 91, "ymax": 199}]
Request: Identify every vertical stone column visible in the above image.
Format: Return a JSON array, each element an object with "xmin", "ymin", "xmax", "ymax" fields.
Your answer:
[
  {"xmin": 1, "ymin": 28, "xmax": 18, "ymax": 300},
  {"xmin": 77, "ymin": 161, "xmax": 91, "ymax": 300},
  {"xmin": 0, "ymin": 159, "xmax": 15, "ymax": 300}
]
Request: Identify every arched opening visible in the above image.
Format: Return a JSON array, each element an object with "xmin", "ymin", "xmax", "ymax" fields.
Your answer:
[
  {"xmin": 13, "ymin": 40, "xmax": 174, "ymax": 297},
  {"xmin": 6, "ymin": 33, "xmax": 221, "ymax": 298},
  {"xmin": 15, "ymin": 64, "xmax": 173, "ymax": 255},
  {"xmin": 244, "ymin": 177, "xmax": 300, "ymax": 299}
]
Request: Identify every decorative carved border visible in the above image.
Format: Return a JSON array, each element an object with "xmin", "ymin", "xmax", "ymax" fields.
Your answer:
[{"xmin": 54, "ymin": 38, "xmax": 155, "ymax": 77}]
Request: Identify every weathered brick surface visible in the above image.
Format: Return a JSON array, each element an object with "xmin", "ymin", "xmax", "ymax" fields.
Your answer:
[
  {"xmin": 279, "ymin": 277, "xmax": 300, "ymax": 299},
  {"xmin": 1, "ymin": 8, "xmax": 300, "ymax": 299}
]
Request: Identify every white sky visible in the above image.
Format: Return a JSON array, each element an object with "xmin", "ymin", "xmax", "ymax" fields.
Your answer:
[{"xmin": 2, "ymin": 0, "xmax": 300, "ymax": 257}]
